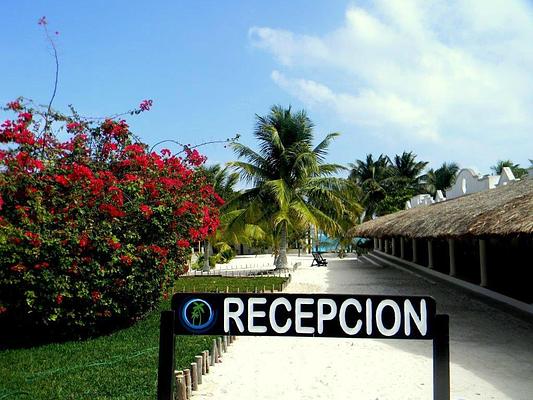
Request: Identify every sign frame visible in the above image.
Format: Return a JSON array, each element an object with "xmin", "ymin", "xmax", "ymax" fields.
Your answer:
[{"xmin": 157, "ymin": 293, "xmax": 450, "ymax": 400}]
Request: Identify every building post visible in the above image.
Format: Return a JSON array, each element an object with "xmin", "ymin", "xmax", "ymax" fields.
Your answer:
[
  {"xmin": 391, "ymin": 237, "xmax": 396, "ymax": 256},
  {"xmin": 384, "ymin": 239, "xmax": 389, "ymax": 253},
  {"xmin": 479, "ymin": 239, "xmax": 488, "ymax": 287},
  {"xmin": 428, "ymin": 239, "xmax": 434, "ymax": 269},
  {"xmin": 379, "ymin": 238, "xmax": 384, "ymax": 252},
  {"xmin": 374, "ymin": 238, "xmax": 378, "ymax": 250},
  {"xmin": 448, "ymin": 239, "xmax": 456, "ymax": 277},
  {"xmin": 412, "ymin": 238, "xmax": 418, "ymax": 263},
  {"xmin": 400, "ymin": 237, "xmax": 405, "ymax": 259}
]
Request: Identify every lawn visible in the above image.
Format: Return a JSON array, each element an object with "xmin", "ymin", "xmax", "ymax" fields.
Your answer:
[{"xmin": 0, "ymin": 275, "xmax": 288, "ymax": 400}]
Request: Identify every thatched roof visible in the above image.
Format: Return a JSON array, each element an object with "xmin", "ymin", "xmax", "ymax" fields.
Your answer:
[{"xmin": 350, "ymin": 177, "xmax": 533, "ymax": 239}]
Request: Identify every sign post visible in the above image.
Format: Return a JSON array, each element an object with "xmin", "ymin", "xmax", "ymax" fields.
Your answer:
[{"xmin": 157, "ymin": 293, "xmax": 450, "ymax": 399}]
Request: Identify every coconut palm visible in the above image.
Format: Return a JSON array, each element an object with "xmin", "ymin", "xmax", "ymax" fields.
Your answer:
[
  {"xmin": 227, "ymin": 105, "xmax": 361, "ymax": 269},
  {"xmin": 348, "ymin": 154, "xmax": 391, "ymax": 219},
  {"xmin": 423, "ymin": 162, "xmax": 460, "ymax": 196},
  {"xmin": 490, "ymin": 159, "xmax": 528, "ymax": 179},
  {"xmin": 390, "ymin": 151, "xmax": 428, "ymax": 186}
]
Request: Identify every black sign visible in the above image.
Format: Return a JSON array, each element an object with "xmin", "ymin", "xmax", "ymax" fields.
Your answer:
[{"xmin": 171, "ymin": 293, "xmax": 436, "ymax": 340}]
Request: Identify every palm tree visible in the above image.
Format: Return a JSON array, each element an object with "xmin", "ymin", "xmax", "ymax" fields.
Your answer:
[
  {"xmin": 348, "ymin": 154, "xmax": 391, "ymax": 219},
  {"xmin": 227, "ymin": 105, "xmax": 360, "ymax": 269},
  {"xmin": 490, "ymin": 159, "xmax": 528, "ymax": 179},
  {"xmin": 423, "ymin": 162, "xmax": 460, "ymax": 196},
  {"xmin": 390, "ymin": 151, "xmax": 428, "ymax": 186}
]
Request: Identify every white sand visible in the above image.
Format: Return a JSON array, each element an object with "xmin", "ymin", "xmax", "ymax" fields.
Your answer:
[{"xmin": 192, "ymin": 256, "xmax": 518, "ymax": 400}]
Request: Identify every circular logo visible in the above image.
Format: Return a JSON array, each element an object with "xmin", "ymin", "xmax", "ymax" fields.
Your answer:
[{"xmin": 181, "ymin": 298, "xmax": 215, "ymax": 333}]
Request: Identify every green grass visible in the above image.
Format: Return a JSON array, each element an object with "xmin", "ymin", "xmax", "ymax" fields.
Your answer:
[
  {"xmin": 176, "ymin": 276, "xmax": 288, "ymax": 293},
  {"xmin": 0, "ymin": 276, "xmax": 288, "ymax": 400}
]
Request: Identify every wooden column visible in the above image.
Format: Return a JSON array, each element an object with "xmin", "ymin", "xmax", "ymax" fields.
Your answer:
[
  {"xmin": 379, "ymin": 238, "xmax": 384, "ymax": 252},
  {"xmin": 384, "ymin": 239, "xmax": 389, "ymax": 254},
  {"xmin": 374, "ymin": 238, "xmax": 378, "ymax": 250},
  {"xmin": 479, "ymin": 239, "xmax": 488, "ymax": 287},
  {"xmin": 400, "ymin": 237, "xmax": 405, "ymax": 259},
  {"xmin": 391, "ymin": 237, "xmax": 396, "ymax": 256},
  {"xmin": 412, "ymin": 239, "xmax": 418, "ymax": 263},
  {"xmin": 448, "ymin": 239, "xmax": 456, "ymax": 277},
  {"xmin": 428, "ymin": 239, "xmax": 434, "ymax": 269}
]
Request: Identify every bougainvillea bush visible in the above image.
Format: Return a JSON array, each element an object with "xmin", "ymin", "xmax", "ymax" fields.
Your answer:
[{"xmin": 0, "ymin": 100, "xmax": 222, "ymax": 339}]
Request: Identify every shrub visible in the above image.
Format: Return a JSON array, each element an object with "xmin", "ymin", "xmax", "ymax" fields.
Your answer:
[{"xmin": 0, "ymin": 100, "xmax": 223, "ymax": 339}]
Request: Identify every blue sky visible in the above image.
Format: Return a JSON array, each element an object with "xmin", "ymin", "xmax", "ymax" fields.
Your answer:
[{"xmin": 2, "ymin": 0, "xmax": 532, "ymax": 175}]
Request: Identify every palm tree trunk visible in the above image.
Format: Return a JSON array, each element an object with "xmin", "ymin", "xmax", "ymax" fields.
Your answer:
[{"xmin": 275, "ymin": 222, "xmax": 288, "ymax": 269}]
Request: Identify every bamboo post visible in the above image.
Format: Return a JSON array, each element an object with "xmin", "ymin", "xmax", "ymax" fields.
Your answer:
[
  {"xmin": 183, "ymin": 369, "xmax": 192, "ymax": 398},
  {"xmin": 175, "ymin": 371, "xmax": 187, "ymax": 400},
  {"xmin": 226, "ymin": 286, "xmax": 229, "ymax": 293},
  {"xmin": 195, "ymin": 356, "xmax": 203, "ymax": 384},
  {"xmin": 222, "ymin": 336, "xmax": 227, "ymax": 352},
  {"xmin": 205, "ymin": 350, "xmax": 210, "ymax": 373},
  {"xmin": 272, "ymin": 283, "xmax": 275, "ymax": 292},
  {"xmin": 191, "ymin": 363, "xmax": 198, "ymax": 391}
]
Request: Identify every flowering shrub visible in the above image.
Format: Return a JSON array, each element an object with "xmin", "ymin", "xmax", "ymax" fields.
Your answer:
[{"xmin": 0, "ymin": 100, "xmax": 222, "ymax": 337}]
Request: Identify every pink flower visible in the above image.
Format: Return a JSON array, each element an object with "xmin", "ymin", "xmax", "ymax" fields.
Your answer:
[{"xmin": 38, "ymin": 16, "xmax": 47, "ymax": 26}]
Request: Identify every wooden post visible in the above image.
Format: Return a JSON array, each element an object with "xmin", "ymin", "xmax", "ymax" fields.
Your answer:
[
  {"xmin": 384, "ymin": 239, "xmax": 389, "ymax": 254},
  {"xmin": 211, "ymin": 339, "xmax": 217, "ymax": 364},
  {"xmin": 217, "ymin": 337, "xmax": 223, "ymax": 357},
  {"xmin": 448, "ymin": 239, "xmax": 456, "ymax": 276},
  {"xmin": 428, "ymin": 239, "xmax": 434, "ymax": 269},
  {"xmin": 191, "ymin": 363, "xmax": 198, "ymax": 391},
  {"xmin": 379, "ymin": 238, "xmax": 384, "ymax": 251},
  {"xmin": 205, "ymin": 350, "xmax": 210, "ymax": 373},
  {"xmin": 391, "ymin": 237, "xmax": 396, "ymax": 256},
  {"xmin": 412, "ymin": 238, "xmax": 418, "ymax": 263},
  {"xmin": 175, "ymin": 372, "xmax": 187, "ymax": 400},
  {"xmin": 433, "ymin": 315, "xmax": 450, "ymax": 400},
  {"xmin": 400, "ymin": 237, "xmax": 405, "ymax": 259},
  {"xmin": 183, "ymin": 369, "xmax": 192, "ymax": 399},
  {"xmin": 157, "ymin": 311, "xmax": 175, "ymax": 400},
  {"xmin": 479, "ymin": 239, "xmax": 488, "ymax": 287},
  {"xmin": 222, "ymin": 336, "xmax": 227, "ymax": 352},
  {"xmin": 195, "ymin": 356, "xmax": 203, "ymax": 383},
  {"xmin": 374, "ymin": 238, "xmax": 378, "ymax": 250}
]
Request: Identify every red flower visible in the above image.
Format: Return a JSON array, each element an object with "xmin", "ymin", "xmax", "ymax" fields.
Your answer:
[
  {"xmin": 0, "ymin": 306, "xmax": 7, "ymax": 314},
  {"xmin": 99, "ymin": 203, "xmax": 126, "ymax": 218},
  {"xmin": 139, "ymin": 99, "xmax": 153, "ymax": 111},
  {"xmin": 10, "ymin": 264, "xmax": 26, "ymax": 273},
  {"xmin": 66, "ymin": 122, "xmax": 84, "ymax": 132},
  {"xmin": 177, "ymin": 239, "xmax": 190, "ymax": 248},
  {"xmin": 107, "ymin": 238, "xmax": 121, "ymax": 250},
  {"xmin": 25, "ymin": 231, "xmax": 41, "ymax": 247},
  {"xmin": 79, "ymin": 233, "xmax": 90, "ymax": 248},
  {"xmin": 91, "ymin": 291, "xmax": 101, "ymax": 302},
  {"xmin": 34, "ymin": 262, "xmax": 49, "ymax": 270},
  {"xmin": 139, "ymin": 204, "xmax": 153, "ymax": 218},
  {"xmin": 120, "ymin": 255, "xmax": 133, "ymax": 265},
  {"xmin": 0, "ymin": 195, "xmax": 3, "ymax": 210},
  {"xmin": 56, "ymin": 294, "xmax": 63, "ymax": 305},
  {"xmin": 6, "ymin": 100, "xmax": 22, "ymax": 111}
]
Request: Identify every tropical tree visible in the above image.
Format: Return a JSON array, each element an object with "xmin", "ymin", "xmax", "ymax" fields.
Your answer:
[
  {"xmin": 348, "ymin": 154, "xmax": 391, "ymax": 219},
  {"xmin": 490, "ymin": 159, "xmax": 528, "ymax": 179},
  {"xmin": 390, "ymin": 151, "xmax": 428, "ymax": 188},
  {"xmin": 423, "ymin": 162, "xmax": 460, "ymax": 196},
  {"xmin": 227, "ymin": 105, "xmax": 361, "ymax": 269}
]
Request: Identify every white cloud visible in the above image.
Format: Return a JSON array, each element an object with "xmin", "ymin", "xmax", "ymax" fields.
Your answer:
[{"xmin": 250, "ymin": 0, "xmax": 533, "ymax": 166}]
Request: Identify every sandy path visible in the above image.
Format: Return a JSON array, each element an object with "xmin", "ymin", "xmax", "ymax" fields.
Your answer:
[{"xmin": 193, "ymin": 256, "xmax": 532, "ymax": 400}]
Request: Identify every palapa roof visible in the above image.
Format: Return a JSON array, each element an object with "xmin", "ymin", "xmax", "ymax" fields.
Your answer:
[{"xmin": 350, "ymin": 177, "xmax": 533, "ymax": 239}]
